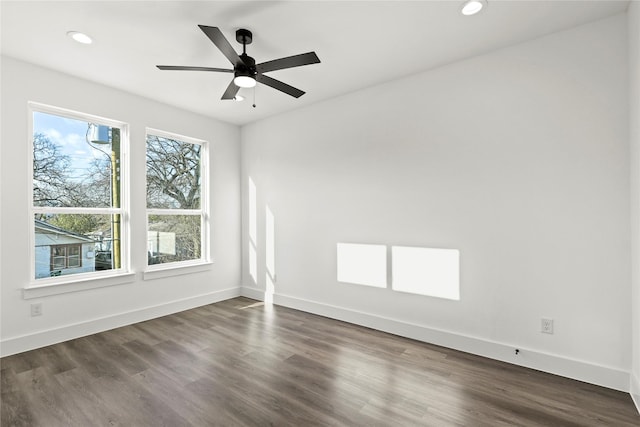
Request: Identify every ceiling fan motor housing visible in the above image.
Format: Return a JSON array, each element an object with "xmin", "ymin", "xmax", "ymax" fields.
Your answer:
[{"xmin": 236, "ymin": 53, "xmax": 256, "ymax": 78}]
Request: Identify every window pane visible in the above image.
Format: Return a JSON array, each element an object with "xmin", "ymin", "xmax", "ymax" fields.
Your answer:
[
  {"xmin": 147, "ymin": 215, "xmax": 201, "ymax": 265},
  {"xmin": 32, "ymin": 111, "xmax": 121, "ymax": 208},
  {"xmin": 35, "ymin": 214, "xmax": 120, "ymax": 279},
  {"xmin": 67, "ymin": 255, "xmax": 81, "ymax": 268},
  {"xmin": 52, "ymin": 247, "xmax": 66, "ymax": 257},
  {"xmin": 52, "ymin": 256, "xmax": 66, "ymax": 269},
  {"xmin": 146, "ymin": 135, "xmax": 201, "ymax": 209}
]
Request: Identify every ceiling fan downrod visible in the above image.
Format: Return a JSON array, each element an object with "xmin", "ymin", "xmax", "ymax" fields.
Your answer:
[{"xmin": 236, "ymin": 28, "xmax": 252, "ymax": 55}]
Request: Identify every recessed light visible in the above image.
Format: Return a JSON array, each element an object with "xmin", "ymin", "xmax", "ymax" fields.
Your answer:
[
  {"xmin": 461, "ymin": 0, "xmax": 487, "ymax": 16},
  {"xmin": 67, "ymin": 31, "xmax": 93, "ymax": 44}
]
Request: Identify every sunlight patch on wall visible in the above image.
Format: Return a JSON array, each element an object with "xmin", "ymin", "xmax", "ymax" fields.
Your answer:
[
  {"xmin": 249, "ymin": 178, "xmax": 257, "ymax": 243},
  {"xmin": 248, "ymin": 177, "xmax": 257, "ymax": 284},
  {"xmin": 249, "ymin": 245, "xmax": 257, "ymax": 284},
  {"xmin": 265, "ymin": 273, "xmax": 275, "ymax": 305},
  {"xmin": 266, "ymin": 205, "xmax": 275, "ymax": 279},
  {"xmin": 337, "ymin": 243, "xmax": 387, "ymax": 288},
  {"xmin": 392, "ymin": 246, "xmax": 460, "ymax": 300},
  {"xmin": 265, "ymin": 205, "xmax": 275, "ymax": 305}
]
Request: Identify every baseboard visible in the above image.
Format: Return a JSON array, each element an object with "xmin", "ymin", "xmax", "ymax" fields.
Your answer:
[
  {"xmin": 632, "ymin": 371, "xmax": 640, "ymax": 414},
  {"xmin": 241, "ymin": 287, "xmax": 630, "ymax": 392},
  {"xmin": 241, "ymin": 286, "xmax": 266, "ymax": 301},
  {"xmin": 1, "ymin": 287, "xmax": 241, "ymax": 357}
]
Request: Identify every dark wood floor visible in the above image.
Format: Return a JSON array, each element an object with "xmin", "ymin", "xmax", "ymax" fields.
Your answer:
[{"xmin": 1, "ymin": 297, "xmax": 638, "ymax": 426}]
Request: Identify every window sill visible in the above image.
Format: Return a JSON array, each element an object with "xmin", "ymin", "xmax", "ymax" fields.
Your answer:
[
  {"xmin": 143, "ymin": 261, "xmax": 213, "ymax": 281},
  {"xmin": 23, "ymin": 272, "xmax": 136, "ymax": 299}
]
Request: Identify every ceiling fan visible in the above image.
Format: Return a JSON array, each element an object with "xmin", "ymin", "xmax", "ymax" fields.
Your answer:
[{"xmin": 157, "ymin": 25, "xmax": 320, "ymax": 100}]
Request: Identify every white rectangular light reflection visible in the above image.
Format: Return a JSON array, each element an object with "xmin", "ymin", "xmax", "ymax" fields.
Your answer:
[
  {"xmin": 392, "ymin": 246, "xmax": 460, "ymax": 300},
  {"xmin": 266, "ymin": 205, "xmax": 275, "ymax": 277},
  {"xmin": 249, "ymin": 178, "xmax": 257, "ymax": 244},
  {"xmin": 249, "ymin": 245, "xmax": 257, "ymax": 284},
  {"xmin": 337, "ymin": 243, "xmax": 387, "ymax": 288}
]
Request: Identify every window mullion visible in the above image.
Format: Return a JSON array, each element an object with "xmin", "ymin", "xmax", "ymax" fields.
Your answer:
[
  {"xmin": 146, "ymin": 208, "xmax": 202, "ymax": 216},
  {"xmin": 32, "ymin": 207, "xmax": 123, "ymax": 215}
]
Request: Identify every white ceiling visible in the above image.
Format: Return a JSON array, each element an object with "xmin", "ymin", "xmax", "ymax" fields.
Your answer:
[{"xmin": 0, "ymin": 1, "xmax": 629, "ymax": 125}]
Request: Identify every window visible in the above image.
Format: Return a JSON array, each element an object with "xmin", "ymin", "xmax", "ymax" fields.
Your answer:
[
  {"xmin": 51, "ymin": 244, "xmax": 81, "ymax": 270},
  {"xmin": 30, "ymin": 103, "xmax": 128, "ymax": 282},
  {"xmin": 146, "ymin": 130, "xmax": 208, "ymax": 267}
]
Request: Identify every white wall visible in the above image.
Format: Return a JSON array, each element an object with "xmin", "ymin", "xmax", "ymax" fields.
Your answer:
[
  {"xmin": 241, "ymin": 14, "xmax": 631, "ymax": 390},
  {"xmin": 0, "ymin": 57, "xmax": 242, "ymax": 356},
  {"xmin": 629, "ymin": 0, "xmax": 640, "ymax": 412}
]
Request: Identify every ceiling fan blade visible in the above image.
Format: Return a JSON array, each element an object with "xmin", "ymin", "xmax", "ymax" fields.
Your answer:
[
  {"xmin": 256, "ymin": 52, "xmax": 320, "ymax": 73},
  {"xmin": 221, "ymin": 80, "xmax": 240, "ymax": 100},
  {"xmin": 256, "ymin": 74, "xmax": 305, "ymax": 98},
  {"xmin": 157, "ymin": 65, "xmax": 233, "ymax": 73},
  {"xmin": 198, "ymin": 25, "xmax": 244, "ymax": 67}
]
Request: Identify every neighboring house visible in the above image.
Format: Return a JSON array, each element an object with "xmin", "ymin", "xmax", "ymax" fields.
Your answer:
[{"xmin": 34, "ymin": 220, "xmax": 95, "ymax": 279}]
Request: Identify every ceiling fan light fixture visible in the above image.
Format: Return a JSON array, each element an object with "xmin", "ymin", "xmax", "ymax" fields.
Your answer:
[
  {"xmin": 461, "ymin": 0, "xmax": 487, "ymax": 16},
  {"xmin": 234, "ymin": 74, "xmax": 256, "ymax": 88},
  {"xmin": 67, "ymin": 30, "xmax": 93, "ymax": 44},
  {"xmin": 233, "ymin": 95, "xmax": 245, "ymax": 102}
]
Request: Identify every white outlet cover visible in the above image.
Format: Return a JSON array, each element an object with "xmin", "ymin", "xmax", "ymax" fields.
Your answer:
[
  {"xmin": 30, "ymin": 303, "xmax": 42, "ymax": 316},
  {"xmin": 541, "ymin": 318, "xmax": 554, "ymax": 334}
]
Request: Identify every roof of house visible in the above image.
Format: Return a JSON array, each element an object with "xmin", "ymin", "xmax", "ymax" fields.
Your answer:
[{"xmin": 34, "ymin": 219, "xmax": 95, "ymax": 243}]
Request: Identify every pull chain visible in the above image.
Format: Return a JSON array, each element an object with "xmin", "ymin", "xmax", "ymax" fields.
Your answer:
[{"xmin": 253, "ymin": 85, "xmax": 256, "ymax": 108}]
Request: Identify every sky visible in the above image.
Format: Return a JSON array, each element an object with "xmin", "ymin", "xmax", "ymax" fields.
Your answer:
[{"xmin": 33, "ymin": 111, "xmax": 113, "ymax": 181}]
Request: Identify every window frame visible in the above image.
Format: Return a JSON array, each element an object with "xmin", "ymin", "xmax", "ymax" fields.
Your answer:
[
  {"xmin": 27, "ymin": 102, "xmax": 130, "ymax": 290},
  {"xmin": 144, "ymin": 128, "xmax": 210, "ymax": 273}
]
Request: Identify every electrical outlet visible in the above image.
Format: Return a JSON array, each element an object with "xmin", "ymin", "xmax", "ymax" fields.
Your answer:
[
  {"xmin": 30, "ymin": 303, "xmax": 42, "ymax": 317},
  {"xmin": 541, "ymin": 318, "xmax": 553, "ymax": 334}
]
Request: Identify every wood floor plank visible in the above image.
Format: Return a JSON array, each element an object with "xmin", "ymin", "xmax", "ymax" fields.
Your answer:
[
  {"xmin": 132, "ymin": 367, "xmax": 225, "ymax": 426},
  {"xmin": 0, "ymin": 390, "xmax": 35, "ymax": 427},
  {"xmin": 11, "ymin": 366, "xmax": 95, "ymax": 426},
  {"xmin": 1, "ymin": 297, "xmax": 638, "ymax": 426},
  {"xmin": 53, "ymin": 367, "xmax": 127, "ymax": 427}
]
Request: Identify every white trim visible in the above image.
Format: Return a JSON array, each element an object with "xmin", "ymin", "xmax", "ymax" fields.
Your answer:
[
  {"xmin": 28, "ymin": 102, "xmax": 126, "ymax": 129},
  {"xmin": 242, "ymin": 285, "xmax": 266, "ymax": 301},
  {"xmin": 146, "ymin": 209, "xmax": 202, "ymax": 216},
  {"xmin": 632, "ymin": 371, "xmax": 640, "ymax": 414},
  {"xmin": 143, "ymin": 261, "xmax": 213, "ymax": 281},
  {"xmin": 24, "ymin": 272, "xmax": 136, "ymax": 299},
  {"xmin": 27, "ymin": 104, "xmax": 35, "ymax": 284},
  {"xmin": 145, "ymin": 127, "xmax": 207, "ymax": 146},
  {"xmin": 2, "ymin": 287, "xmax": 241, "ymax": 357},
  {"xmin": 32, "ymin": 207, "xmax": 122, "ymax": 215},
  {"xmin": 28, "ymin": 266, "xmax": 131, "ymax": 289},
  {"xmin": 240, "ymin": 288, "xmax": 631, "ymax": 392},
  {"xmin": 201, "ymin": 137, "xmax": 211, "ymax": 265}
]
